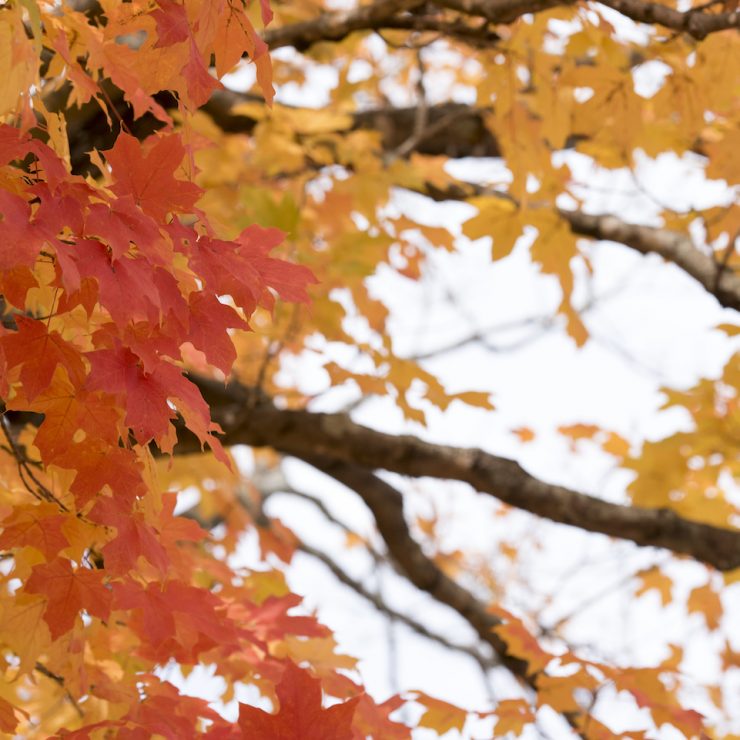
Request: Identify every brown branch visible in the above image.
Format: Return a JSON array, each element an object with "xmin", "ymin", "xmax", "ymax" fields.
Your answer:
[
  {"xmin": 438, "ymin": 0, "xmax": 570, "ymax": 23},
  {"xmin": 370, "ymin": 14, "xmax": 502, "ymax": 48},
  {"xmin": 560, "ymin": 210, "xmax": 740, "ymax": 311},
  {"xmin": 300, "ymin": 459, "xmax": 521, "ymax": 671},
  {"xmin": 181, "ymin": 378, "xmax": 740, "ymax": 572},
  {"xmin": 271, "ymin": 0, "xmax": 723, "ymax": 55},
  {"xmin": 263, "ymin": 0, "xmax": 425, "ymax": 52},
  {"xmin": 419, "ymin": 182, "xmax": 740, "ymax": 311},
  {"xmin": 439, "ymin": 0, "xmax": 739, "ymax": 38},
  {"xmin": 303, "ymin": 459, "xmax": 589, "ymax": 734},
  {"xmin": 596, "ymin": 0, "xmax": 739, "ymax": 39}
]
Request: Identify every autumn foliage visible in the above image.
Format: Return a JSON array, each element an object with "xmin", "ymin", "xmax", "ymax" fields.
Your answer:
[{"xmin": 0, "ymin": 0, "xmax": 738, "ymax": 737}]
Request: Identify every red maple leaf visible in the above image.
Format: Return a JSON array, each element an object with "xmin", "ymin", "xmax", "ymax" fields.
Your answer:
[
  {"xmin": 237, "ymin": 593, "xmax": 329, "ymax": 644},
  {"xmin": 1, "ymin": 316, "xmax": 86, "ymax": 400},
  {"xmin": 0, "ymin": 266, "xmax": 38, "ymax": 310},
  {"xmin": 187, "ymin": 291, "xmax": 248, "ymax": 374},
  {"xmin": 74, "ymin": 239, "xmax": 163, "ymax": 327},
  {"xmin": 113, "ymin": 580, "xmax": 239, "ymax": 662},
  {"xmin": 104, "ymin": 133, "xmax": 202, "ymax": 220},
  {"xmin": 9, "ymin": 371, "xmax": 123, "ymax": 463},
  {"xmin": 89, "ymin": 496, "xmax": 170, "ymax": 576},
  {"xmin": 191, "ymin": 227, "xmax": 316, "ymax": 317},
  {"xmin": 238, "ymin": 661, "xmax": 359, "ymax": 740},
  {"xmin": 25, "ymin": 557, "xmax": 111, "ymax": 639},
  {"xmin": 182, "ymin": 36, "xmax": 223, "ymax": 108},
  {"xmin": 87, "ymin": 344, "xmax": 224, "ymax": 456},
  {"xmin": 86, "ymin": 345, "xmax": 177, "ymax": 446},
  {"xmin": 157, "ymin": 492, "xmax": 208, "ymax": 549},
  {"xmin": 58, "ymin": 442, "xmax": 147, "ymax": 508},
  {"xmin": 151, "ymin": 0, "xmax": 190, "ymax": 48},
  {"xmin": 0, "ymin": 695, "xmax": 21, "ymax": 734},
  {"xmin": 0, "ymin": 192, "xmax": 48, "ymax": 271},
  {"xmin": 84, "ymin": 196, "xmax": 162, "ymax": 262}
]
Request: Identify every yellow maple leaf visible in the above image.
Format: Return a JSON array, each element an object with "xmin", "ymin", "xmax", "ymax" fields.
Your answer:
[
  {"xmin": 491, "ymin": 698, "xmax": 535, "ymax": 736},
  {"xmin": 687, "ymin": 583, "xmax": 723, "ymax": 631},
  {"xmin": 635, "ymin": 568, "xmax": 673, "ymax": 607},
  {"xmin": 415, "ymin": 692, "xmax": 468, "ymax": 735}
]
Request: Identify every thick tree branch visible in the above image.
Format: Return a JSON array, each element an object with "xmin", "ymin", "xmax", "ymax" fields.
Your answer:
[
  {"xmin": 197, "ymin": 467, "xmax": 499, "ymax": 669},
  {"xmin": 560, "ymin": 210, "xmax": 740, "ymax": 311},
  {"xmin": 179, "ymin": 378, "xmax": 740, "ymax": 572},
  {"xmin": 596, "ymin": 0, "xmax": 740, "ymax": 39},
  {"xmin": 438, "ymin": 0, "xmax": 569, "ymax": 23},
  {"xmin": 263, "ymin": 0, "xmax": 424, "ymax": 51},
  {"xmin": 56, "ymin": 87, "xmax": 500, "ymax": 173},
  {"xmin": 266, "ymin": 0, "xmax": 737, "ymax": 53},
  {"xmin": 302, "ymin": 459, "xmax": 588, "ymax": 734},
  {"xmin": 299, "ymin": 458, "xmax": 521, "ymax": 671},
  {"xmin": 421, "ymin": 182, "xmax": 740, "ymax": 311}
]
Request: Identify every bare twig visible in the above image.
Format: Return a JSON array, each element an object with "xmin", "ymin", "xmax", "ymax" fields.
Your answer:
[{"xmin": 35, "ymin": 662, "xmax": 84, "ymax": 718}]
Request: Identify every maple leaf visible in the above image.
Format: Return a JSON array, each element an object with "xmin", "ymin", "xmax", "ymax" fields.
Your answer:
[
  {"xmin": 635, "ymin": 568, "xmax": 673, "ymax": 607},
  {"xmin": 191, "ymin": 227, "xmax": 316, "ymax": 317},
  {"xmin": 86, "ymin": 345, "xmax": 176, "ymax": 445},
  {"xmin": 8, "ymin": 369, "xmax": 123, "ymax": 463},
  {"xmin": 490, "ymin": 699, "xmax": 535, "ymax": 736},
  {"xmin": 238, "ymin": 661, "xmax": 360, "ymax": 740},
  {"xmin": 491, "ymin": 606, "xmax": 553, "ymax": 677},
  {"xmin": 687, "ymin": 582, "xmax": 723, "ymax": 630},
  {"xmin": 157, "ymin": 492, "xmax": 208, "ymax": 550},
  {"xmin": 0, "ymin": 593, "xmax": 52, "ymax": 674},
  {"xmin": 89, "ymin": 496, "xmax": 170, "ymax": 576},
  {"xmin": 104, "ymin": 133, "xmax": 202, "ymax": 220},
  {"xmin": 182, "ymin": 36, "xmax": 223, "ymax": 108},
  {"xmin": 0, "ymin": 502, "xmax": 69, "ymax": 560},
  {"xmin": 84, "ymin": 196, "xmax": 162, "ymax": 263},
  {"xmin": 187, "ymin": 291, "xmax": 249, "ymax": 375},
  {"xmin": 463, "ymin": 197, "xmax": 524, "ymax": 259},
  {"xmin": 415, "ymin": 692, "xmax": 468, "ymax": 735},
  {"xmin": 352, "ymin": 694, "xmax": 410, "ymax": 740},
  {"xmin": 151, "ymin": 0, "xmax": 190, "ymax": 49},
  {"xmin": 113, "ymin": 579, "xmax": 239, "ymax": 662},
  {"xmin": 25, "ymin": 557, "xmax": 111, "ymax": 640},
  {"xmin": 0, "ymin": 191, "xmax": 48, "ymax": 271},
  {"xmin": 73, "ymin": 239, "xmax": 164, "ymax": 327},
  {"xmin": 616, "ymin": 669, "xmax": 705, "ymax": 737},
  {"xmin": 0, "ymin": 265, "xmax": 37, "ymax": 309},
  {"xmin": 236, "ymin": 593, "xmax": 329, "ymax": 644},
  {"xmin": 56, "ymin": 441, "xmax": 147, "ymax": 508},
  {"xmin": 1, "ymin": 316, "xmax": 86, "ymax": 400}
]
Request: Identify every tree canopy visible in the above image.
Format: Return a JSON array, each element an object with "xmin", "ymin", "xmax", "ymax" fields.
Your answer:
[{"xmin": 0, "ymin": 0, "xmax": 738, "ymax": 737}]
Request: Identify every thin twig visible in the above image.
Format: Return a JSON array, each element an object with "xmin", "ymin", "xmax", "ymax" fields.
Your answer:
[
  {"xmin": 35, "ymin": 662, "xmax": 84, "ymax": 718},
  {"xmin": 298, "ymin": 539, "xmax": 497, "ymax": 671},
  {"xmin": 1, "ymin": 416, "xmax": 68, "ymax": 511}
]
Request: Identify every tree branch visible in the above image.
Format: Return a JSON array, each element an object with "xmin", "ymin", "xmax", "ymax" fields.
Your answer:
[
  {"xmin": 299, "ymin": 458, "xmax": 523, "ymax": 672},
  {"xmin": 266, "ymin": 0, "xmax": 738, "ymax": 52},
  {"xmin": 596, "ymin": 0, "xmax": 739, "ymax": 39},
  {"xmin": 437, "ymin": 0, "xmax": 570, "ymax": 24},
  {"xmin": 263, "ymin": 0, "xmax": 425, "ymax": 52},
  {"xmin": 421, "ymin": 183, "xmax": 740, "ymax": 311},
  {"xmin": 179, "ymin": 378, "xmax": 740, "ymax": 572},
  {"xmin": 560, "ymin": 210, "xmax": 740, "ymax": 311}
]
